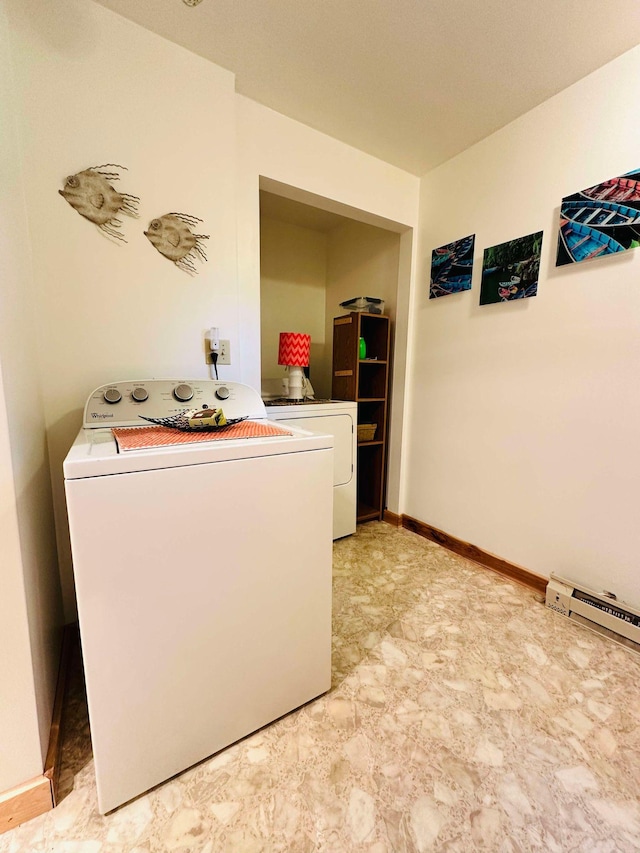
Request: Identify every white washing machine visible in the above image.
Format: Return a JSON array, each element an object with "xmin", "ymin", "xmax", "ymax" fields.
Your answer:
[
  {"xmin": 64, "ymin": 379, "xmax": 333, "ymax": 813},
  {"xmin": 264, "ymin": 399, "xmax": 357, "ymax": 540}
]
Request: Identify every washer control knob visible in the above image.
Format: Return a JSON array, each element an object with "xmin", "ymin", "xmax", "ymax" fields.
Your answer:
[
  {"xmin": 103, "ymin": 388, "xmax": 122, "ymax": 404},
  {"xmin": 132, "ymin": 387, "xmax": 148, "ymax": 403},
  {"xmin": 174, "ymin": 383, "xmax": 194, "ymax": 403},
  {"xmin": 215, "ymin": 386, "xmax": 230, "ymax": 400}
]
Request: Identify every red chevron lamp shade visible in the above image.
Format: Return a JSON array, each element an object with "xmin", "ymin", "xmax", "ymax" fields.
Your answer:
[{"xmin": 278, "ymin": 332, "xmax": 311, "ymax": 367}]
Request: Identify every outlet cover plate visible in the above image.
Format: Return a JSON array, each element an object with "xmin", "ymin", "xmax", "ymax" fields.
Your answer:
[{"xmin": 217, "ymin": 340, "xmax": 230, "ymax": 365}]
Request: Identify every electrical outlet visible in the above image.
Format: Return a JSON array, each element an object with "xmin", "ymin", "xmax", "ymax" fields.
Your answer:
[{"xmin": 217, "ymin": 340, "xmax": 231, "ymax": 365}]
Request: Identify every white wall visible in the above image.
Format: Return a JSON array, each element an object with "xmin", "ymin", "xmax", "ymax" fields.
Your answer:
[
  {"xmin": 324, "ymin": 221, "xmax": 401, "ymax": 403},
  {"xmin": 409, "ymin": 45, "xmax": 640, "ymax": 607},
  {"xmin": 237, "ymin": 97, "xmax": 420, "ymax": 510},
  {"xmin": 260, "ymin": 218, "xmax": 328, "ymax": 394},
  {"xmin": 0, "ymin": 3, "xmax": 62, "ymax": 791},
  {"xmin": 261, "ymin": 215, "xmax": 404, "ymax": 401},
  {"xmin": 6, "ymin": 0, "xmax": 239, "ymax": 618},
  {"xmin": 326, "ymin": 221, "xmax": 401, "ymax": 326},
  {"xmin": 324, "ymin": 222, "xmax": 408, "ymax": 509},
  {"xmin": 0, "ymin": 378, "xmax": 42, "ymax": 792}
]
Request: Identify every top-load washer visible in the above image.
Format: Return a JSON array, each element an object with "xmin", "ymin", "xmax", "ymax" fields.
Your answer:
[
  {"xmin": 64, "ymin": 379, "xmax": 333, "ymax": 813},
  {"xmin": 264, "ymin": 398, "xmax": 357, "ymax": 539}
]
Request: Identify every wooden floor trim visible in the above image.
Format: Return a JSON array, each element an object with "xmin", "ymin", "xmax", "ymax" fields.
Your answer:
[
  {"xmin": 0, "ymin": 623, "xmax": 75, "ymax": 834},
  {"xmin": 401, "ymin": 514, "xmax": 548, "ymax": 595},
  {"xmin": 382, "ymin": 509, "xmax": 402, "ymax": 527},
  {"xmin": 0, "ymin": 776, "xmax": 53, "ymax": 835},
  {"xmin": 44, "ymin": 623, "xmax": 76, "ymax": 804}
]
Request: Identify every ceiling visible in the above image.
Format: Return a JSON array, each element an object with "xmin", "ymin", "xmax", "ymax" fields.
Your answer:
[{"xmin": 94, "ymin": 0, "xmax": 640, "ymax": 176}]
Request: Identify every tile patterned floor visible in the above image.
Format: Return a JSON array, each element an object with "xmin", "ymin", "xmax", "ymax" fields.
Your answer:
[{"xmin": 3, "ymin": 522, "xmax": 640, "ymax": 852}]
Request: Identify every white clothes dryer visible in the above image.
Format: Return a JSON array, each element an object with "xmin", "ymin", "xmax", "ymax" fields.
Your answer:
[
  {"xmin": 264, "ymin": 399, "xmax": 357, "ymax": 539},
  {"xmin": 64, "ymin": 379, "xmax": 333, "ymax": 813}
]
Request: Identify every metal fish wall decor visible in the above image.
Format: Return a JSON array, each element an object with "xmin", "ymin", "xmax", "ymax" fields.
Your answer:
[
  {"xmin": 144, "ymin": 213, "xmax": 209, "ymax": 273},
  {"xmin": 58, "ymin": 164, "xmax": 140, "ymax": 242}
]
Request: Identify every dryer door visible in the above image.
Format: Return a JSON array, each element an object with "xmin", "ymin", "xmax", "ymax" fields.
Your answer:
[{"xmin": 273, "ymin": 413, "xmax": 354, "ymax": 486}]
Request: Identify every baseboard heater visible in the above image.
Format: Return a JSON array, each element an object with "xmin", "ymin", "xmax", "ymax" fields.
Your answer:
[{"xmin": 546, "ymin": 574, "xmax": 640, "ymax": 655}]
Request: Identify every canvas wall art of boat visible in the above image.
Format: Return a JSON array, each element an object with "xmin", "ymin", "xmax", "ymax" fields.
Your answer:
[
  {"xmin": 480, "ymin": 231, "xmax": 543, "ymax": 305},
  {"xmin": 558, "ymin": 219, "xmax": 625, "ymax": 264},
  {"xmin": 429, "ymin": 234, "xmax": 475, "ymax": 298},
  {"xmin": 561, "ymin": 200, "xmax": 640, "ymax": 228},
  {"xmin": 557, "ymin": 168, "xmax": 640, "ymax": 265},
  {"xmin": 581, "ymin": 176, "xmax": 640, "ymax": 204}
]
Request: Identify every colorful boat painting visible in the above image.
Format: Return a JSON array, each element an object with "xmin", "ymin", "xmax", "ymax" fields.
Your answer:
[
  {"xmin": 558, "ymin": 219, "xmax": 625, "ymax": 264},
  {"xmin": 581, "ymin": 176, "xmax": 640, "ymax": 204},
  {"xmin": 429, "ymin": 234, "xmax": 475, "ymax": 298},
  {"xmin": 561, "ymin": 200, "xmax": 640, "ymax": 228},
  {"xmin": 557, "ymin": 167, "xmax": 640, "ymax": 265},
  {"xmin": 480, "ymin": 231, "xmax": 543, "ymax": 305}
]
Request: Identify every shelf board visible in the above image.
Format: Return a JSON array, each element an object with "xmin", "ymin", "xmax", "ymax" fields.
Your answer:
[
  {"xmin": 359, "ymin": 359, "xmax": 387, "ymax": 364},
  {"xmin": 356, "ymin": 397, "xmax": 386, "ymax": 403},
  {"xmin": 358, "ymin": 440, "xmax": 384, "ymax": 448},
  {"xmin": 357, "ymin": 503, "xmax": 381, "ymax": 523}
]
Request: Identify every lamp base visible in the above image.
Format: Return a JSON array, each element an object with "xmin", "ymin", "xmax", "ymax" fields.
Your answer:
[{"xmin": 286, "ymin": 366, "xmax": 305, "ymax": 401}]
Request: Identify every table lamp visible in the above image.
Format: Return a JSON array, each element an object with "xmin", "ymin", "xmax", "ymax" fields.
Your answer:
[{"xmin": 278, "ymin": 332, "xmax": 311, "ymax": 401}]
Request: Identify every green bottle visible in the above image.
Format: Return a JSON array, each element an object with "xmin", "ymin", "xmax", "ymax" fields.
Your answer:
[{"xmin": 359, "ymin": 337, "xmax": 367, "ymax": 359}]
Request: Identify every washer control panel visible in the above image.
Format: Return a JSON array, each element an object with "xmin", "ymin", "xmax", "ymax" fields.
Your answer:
[{"xmin": 83, "ymin": 380, "xmax": 266, "ymax": 428}]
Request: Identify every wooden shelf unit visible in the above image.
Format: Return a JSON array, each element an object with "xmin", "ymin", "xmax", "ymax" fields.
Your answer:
[{"xmin": 332, "ymin": 311, "xmax": 391, "ymax": 523}]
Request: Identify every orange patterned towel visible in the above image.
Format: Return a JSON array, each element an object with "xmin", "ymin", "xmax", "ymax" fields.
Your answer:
[{"xmin": 112, "ymin": 421, "xmax": 293, "ymax": 452}]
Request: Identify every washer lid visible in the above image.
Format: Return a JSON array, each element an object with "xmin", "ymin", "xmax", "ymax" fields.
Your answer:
[{"xmin": 64, "ymin": 422, "xmax": 332, "ymax": 480}]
